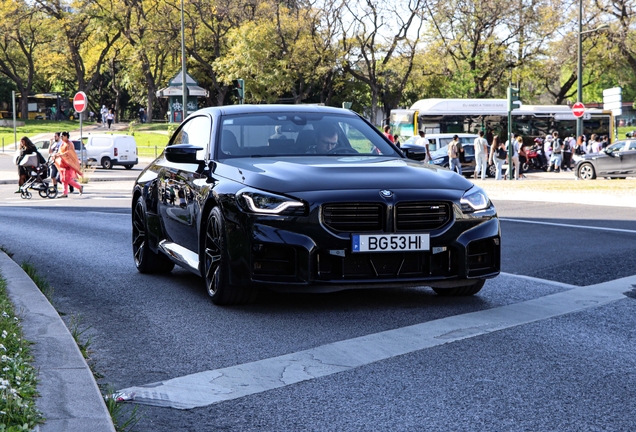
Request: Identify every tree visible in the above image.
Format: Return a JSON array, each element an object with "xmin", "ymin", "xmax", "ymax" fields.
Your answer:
[
  {"xmin": 35, "ymin": 0, "xmax": 120, "ymax": 104},
  {"xmin": 0, "ymin": 0, "xmax": 47, "ymax": 119},
  {"xmin": 423, "ymin": 0, "xmax": 559, "ymax": 99},
  {"xmin": 339, "ymin": 0, "xmax": 424, "ymax": 125}
]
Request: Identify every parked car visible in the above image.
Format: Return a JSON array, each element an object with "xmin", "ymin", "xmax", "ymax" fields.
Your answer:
[
  {"xmin": 428, "ymin": 140, "xmax": 495, "ymax": 178},
  {"xmin": 84, "ymin": 134, "xmax": 138, "ymax": 169},
  {"xmin": 575, "ymin": 139, "xmax": 636, "ymax": 180},
  {"xmin": 132, "ymin": 105, "xmax": 500, "ymax": 305},
  {"xmin": 401, "ymin": 133, "xmax": 479, "ymax": 153},
  {"xmin": 33, "ymin": 139, "xmax": 88, "ymax": 165}
]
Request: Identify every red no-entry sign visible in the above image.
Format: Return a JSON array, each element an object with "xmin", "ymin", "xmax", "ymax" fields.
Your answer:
[
  {"xmin": 73, "ymin": 91, "xmax": 88, "ymax": 113},
  {"xmin": 572, "ymin": 102, "xmax": 585, "ymax": 118}
]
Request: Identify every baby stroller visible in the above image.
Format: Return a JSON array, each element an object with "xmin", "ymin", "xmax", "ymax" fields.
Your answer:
[{"xmin": 18, "ymin": 154, "xmax": 58, "ymax": 199}]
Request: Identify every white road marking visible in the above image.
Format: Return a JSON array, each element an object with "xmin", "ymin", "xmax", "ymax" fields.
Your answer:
[
  {"xmin": 117, "ymin": 275, "xmax": 636, "ymax": 410},
  {"xmin": 500, "ymin": 218, "xmax": 636, "ymax": 234}
]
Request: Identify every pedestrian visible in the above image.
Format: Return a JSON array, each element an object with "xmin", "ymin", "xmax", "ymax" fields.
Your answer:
[
  {"xmin": 505, "ymin": 135, "xmax": 521, "ymax": 180},
  {"xmin": 547, "ymin": 131, "xmax": 562, "ymax": 172},
  {"xmin": 517, "ymin": 136, "xmax": 527, "ymax": 178},
  {"xmin": 100, "ymin": 105, "xmax": 108, "ymax": 127},
  {"xmin": 562, "ymin": 134, "xmax": 574, "ymax": 171},
  {"xmin": 383, "ymin": 125, "xmax": 395, "ymax": 143},
  {"xmin": 589, "ymin": 134, "xmax": 603, "ymax": 153},
  {"xmin": 489, "ymin": 135, "xmax": 506, "ymax": 180},
  {"xmin": 473, "ymin": 130, "xmax": 489, "ymax": 180},
  {"xmin": 54, "ymin": 132, "xmax": 83, "ymax": 198},
  {"xmin": 572, "ymin": 134, "xmax": 587, "ymax": 164},
  {"xmin": 15, "ymin": 137, "xmax": 46, "ymax": 193},
  {"xmin": 447, "ymin": 134, "xmax": 463, "ymax": 175},
  {"xmin": 106, "ymin": 109, "xmax": 114, "ymax": 129},
  {"xmin": 544, "ymin": 134, "xmax": 553, "ymax": 162},
  {"xmin": 415, "ymin": 130, "xmax": 432, "ymax": 163},
  {"xmin": 48, "ymin": 132, "xmax": 63, "ymax": 191},
  {"xmin": 601, "ymin": 135, "xmax": 610, "ymax": 149},
  {"xmin": 393, "ymin": 134, "xmax": 401, "ymax": 147}
]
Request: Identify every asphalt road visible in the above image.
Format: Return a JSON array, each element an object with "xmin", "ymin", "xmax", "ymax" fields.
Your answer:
[{"xmin": 1, "ymin": 182, "xmax": 635, "ymax": 431}]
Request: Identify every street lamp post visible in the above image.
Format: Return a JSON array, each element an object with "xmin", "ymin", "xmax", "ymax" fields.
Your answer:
[
  {"xmin": 576, "ymin": 0, "xmax": 610, "ymax": 138},
  {"xmin": 180, "ymin": 0, "xmax": 187, "ymax": 121}
]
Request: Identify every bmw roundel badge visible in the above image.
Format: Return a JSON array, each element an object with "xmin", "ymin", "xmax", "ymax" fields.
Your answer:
[{"xmin": 380, "ymin": 190, "xmax": 393, "ymax": 198}]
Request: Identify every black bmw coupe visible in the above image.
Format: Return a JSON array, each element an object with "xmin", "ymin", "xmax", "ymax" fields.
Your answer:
[{"xmin": 132, "ymin": 105, "xmax": 500, "ymax": 305}]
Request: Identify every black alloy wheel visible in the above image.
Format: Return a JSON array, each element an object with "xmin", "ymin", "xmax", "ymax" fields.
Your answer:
[
  {"xmin": 132, "ymin": 196, "xmax": 174, "ymax": 273},
  {"xmin": 204, "ymin": 207, "xmax": 256, "ymax": 305},
  {"xmin": 432, "ymin": 279, "xmax": 485, "ymax": 296}
]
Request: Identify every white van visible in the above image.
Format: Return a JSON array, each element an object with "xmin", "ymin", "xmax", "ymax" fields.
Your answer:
[{"xmin": 84, "ymin": 134, "xmax": 138, "ymax": 169}]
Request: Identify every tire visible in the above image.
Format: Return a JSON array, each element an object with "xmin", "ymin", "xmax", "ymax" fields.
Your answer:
[
  {"xmin": 101, "ymin": 157, "xmax": 113, "ymax": 169},
  {"xmin": 577, "ymin": 163, "xmax": 596, "ymax": 180},
  {"xmin": 21, "ymin": 191, "xmax": 32, "ymax": 200},
  {"xmin": 39, "ymin": 189, "xmax": 48, "ymax": 198},
  {"xmin": 47, "ymin": 186, "xmax": 58, "ymax": 199},
  {"xmin": 132, "ymin": 196, "xmax": 175, "ymax": 274},
  {"xmin": 522, "ymin": 162, "xmax": 530, "ymax": 172},
  {"xmin": 125, "ymin": 165, "xmax": 133, "ymax": 170},
  {"xmin": 204, "ymin": 207, "xmax": 256, "ymax": 305},
  {"xmin": 432, "ymin": 279, "xmax": 485, "ymax": 296}
]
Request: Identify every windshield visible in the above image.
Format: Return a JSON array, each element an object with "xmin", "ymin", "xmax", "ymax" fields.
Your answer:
[{"xmin": 218, "ymin": 113, "xmax": 401, "ymax": 159}]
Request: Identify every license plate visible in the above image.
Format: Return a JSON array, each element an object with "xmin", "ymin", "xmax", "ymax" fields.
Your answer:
[
  {"xmin": 120, "ymin": 156, "xmax": 128, "ymax": 160},
  {"xmin": 352, "ymin": 233, "xmax": 429, "ymax": 253}
]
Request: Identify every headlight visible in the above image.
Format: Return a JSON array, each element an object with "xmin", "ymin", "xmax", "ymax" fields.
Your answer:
[
  {"xmin": 460, "ymin": 186, "xmax": 490, "ymax": 212},
  {"xmin": 237, "ymin": 189, "xmax": 305, "ymax": 215},
  {"xmin": 432, "ymin": 158, "xmax": 444, "ymax": 165}
]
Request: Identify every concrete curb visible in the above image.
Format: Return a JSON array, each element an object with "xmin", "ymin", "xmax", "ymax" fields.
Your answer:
[{"xmin": 0, "ymin": 252, "xmax": 116, "ymax": 432}]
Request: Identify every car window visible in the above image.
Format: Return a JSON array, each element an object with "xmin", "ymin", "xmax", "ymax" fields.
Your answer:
[
  {"xmin": 170, "ymin": 115, "xmax": 211, "ymax": 160},
  {"xmin": 628, "ymin": 141, "xmax": 636, "ymax": 151},
  {"xmin": 606, "ymin": 142, "xmax": 625, "ymax": 153},
  {"xmin": 217, "ymin": 113, "xmax": 400, "ymax": 158}
]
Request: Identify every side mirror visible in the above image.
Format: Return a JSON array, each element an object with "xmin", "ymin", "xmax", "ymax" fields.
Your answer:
[
  {"xmin": 404, "ymin": 148, "xmax": 428, "ymax": 161},
  {"xmin": 165, "ymin": 144, "xmax": 203, "ymax": 164}
]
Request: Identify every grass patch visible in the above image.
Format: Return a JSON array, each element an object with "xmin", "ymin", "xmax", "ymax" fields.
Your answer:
[
  {"xmin": 19, "ymin": 262, "xmax": 53, "ymax": 301},
  {"xmin": 480, "ymin": 178, "xmax": 636, "ymax": 195},
  {"xmin": 0, "ymin": 273, "xmax": 45, "ymax": 430}
]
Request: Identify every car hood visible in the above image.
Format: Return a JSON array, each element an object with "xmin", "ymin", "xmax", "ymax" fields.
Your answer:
[{"xmin": 215, "ymin": 156, "xmax": 473, "ymax": 193}]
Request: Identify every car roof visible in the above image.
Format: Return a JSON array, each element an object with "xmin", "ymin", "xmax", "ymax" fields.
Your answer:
[{"xmin": 187, "ymin": 104, "xmax": 356, "ymax": 118}]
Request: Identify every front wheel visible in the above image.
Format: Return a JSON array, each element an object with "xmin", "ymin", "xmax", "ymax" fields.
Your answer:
[
  {"xmin": 577, "ymin": 163, "xmax": 596, "ymax": 180},
  {"xmin": 101, "ymin": 157, "xmax": 113, "ymax": 169},
  {"xmin": 21, "ymin": 191, "xmax": 32, "ymax": 200},
  {"xmin": 204, "ymin": 207, "xmax": 256, "ymax": 305},
  {"xmin": 125, "ymin": 165, "xmax": 133, "ymax": 170},
  {"xmin": 47, "ymin": 186, "xmax": 58, "ymax": 199},
  {"xmin": 132, "ymin": 196, "xmax": 175, "ymax": 273},
  {"xmin": 432, "ymin": 279, "xmax": 485, "ymax": 296}
]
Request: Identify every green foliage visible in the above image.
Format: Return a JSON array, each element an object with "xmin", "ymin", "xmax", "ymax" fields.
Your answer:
[{"xmin": 0, "ymin": 275, "xmax": 44, "ymax": 430}]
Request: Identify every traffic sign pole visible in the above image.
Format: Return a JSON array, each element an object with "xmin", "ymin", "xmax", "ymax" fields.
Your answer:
[{"xmin": 73, "ymin": 91, "xmax": 88, "ymax": 170}]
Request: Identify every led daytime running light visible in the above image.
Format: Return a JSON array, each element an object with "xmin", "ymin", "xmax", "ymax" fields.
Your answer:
[{"xmin": 242, "ymin": 194, "xmax": 303, "ymax": 214}]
